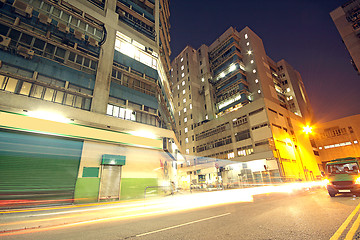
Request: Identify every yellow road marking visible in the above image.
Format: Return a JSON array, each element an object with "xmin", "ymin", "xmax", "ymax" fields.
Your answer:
[
  {"xmin": 330, "ymin": 201, "xmax": 360, "ymax": 240},
  {"xmin": 345, "ymin": 208, "xmax": 360, "ymax": 240}
]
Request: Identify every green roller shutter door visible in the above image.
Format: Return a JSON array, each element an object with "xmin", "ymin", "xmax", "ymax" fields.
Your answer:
[{"xmin": 0, "ymin": 130, "xmax": 83, "ymax": 203}]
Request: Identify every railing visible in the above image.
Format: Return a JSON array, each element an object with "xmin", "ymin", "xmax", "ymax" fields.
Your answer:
[{"xmin": 144, "ymin": 185, "xmax": 173, "ymax": 199}]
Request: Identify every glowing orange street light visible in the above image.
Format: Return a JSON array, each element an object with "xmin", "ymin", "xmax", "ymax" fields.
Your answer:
[{"xmin": 303, "ymin": 125, "xmax": 313, "ymax": 134}]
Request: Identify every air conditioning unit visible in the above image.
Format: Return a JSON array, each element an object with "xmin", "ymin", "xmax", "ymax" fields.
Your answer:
[
  {"xmin": 88, "ymin": 37, "xmax": 98, "ymax": 47},
  {"xmin": 17, "ymin": 45, "xmax": 34, "ymax": 59},
  {"xmin": 0, "ymin": 34, "xmax": 11, "ymax": 49},
  {"xmin": 38, "ymin": 12, "xmax": 51, "ymax": 24},
  {"xmin": 57, "ymin": 22, "xmax": 69, "ymax": 33},
  {"xmin": 74, "ymin": 30, "xmax": 85, "ymax": 41},
  {"xmin": 12, "ymin": 0, "xmax": 33, "ymax": 18}
]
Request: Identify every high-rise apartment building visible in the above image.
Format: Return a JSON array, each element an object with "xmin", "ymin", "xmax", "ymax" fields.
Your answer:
[
  {"xmin": 330, "ymin": 0, "xmax": 360, "ymax": 74},
  {"xmin": 171, "ymin": 27, "xmax": 320, "ymax": 186},
  {"xmin": 0, "ymin": 0, "xmax": 178, "ymax": 204}
]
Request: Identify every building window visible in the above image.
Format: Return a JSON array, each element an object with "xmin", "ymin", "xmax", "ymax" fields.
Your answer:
[
  {"xmin": 184, "ymin": 108, "xmax": 187, "ymax": 113},
  {"xmin": 186, "ymin": 149, "xmax": 189, "ymax": 154},
  {"xmin": 255, "ymin": 79, "xmax": 259, "ymax": 83},
  {"xmin": 184, "ymin": 117, "xmax": 187, "ymax": 123},
  {"xmin": 252, "ymin": 69, "xmax": 256, "ymax": 73},
  {"xmin": 181, "ymin": 73, "xmax": 185, "ymax": 78},
  {"xmin": 190, "ymin": 104, "xmax": 192, "ymax": 109},
  {"xmin": 185, "ymin": 138, "xmax": 189, "ymax": 143},
  {"xmin": 181, "ymin": 65, "xmax": 184, "ymax": 70},
  {"xmin": 182, "ymin": 81, "xmax": 185, "ymax": 86},
  {"xmin": 181, "ymin": 57, "xmax": 184, "ymax": 62},
  {"xmin": 185, "ymin": 127, "xmax": 188, "ymax": 133},
  {"xmin": 183, "ymin": 98, "xmax": 186, "ymax": 103},
  {"xmin": 183, "ymin": 89, "xmax": 186, "ymax": 94},
  {"xmin": 245, "ymin": 34, "xmax": 248, "ymax": 39}
]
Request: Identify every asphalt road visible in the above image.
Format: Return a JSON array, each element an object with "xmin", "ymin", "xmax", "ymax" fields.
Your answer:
[{"xmin": 1, "ymin": 188, "xmax": 360, "ymax": 240}]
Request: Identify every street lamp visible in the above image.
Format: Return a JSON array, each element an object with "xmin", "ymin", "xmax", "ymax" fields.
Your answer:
[{"xmin": 303, "ymin": 125, "xmax": 312, "ymax": 134}]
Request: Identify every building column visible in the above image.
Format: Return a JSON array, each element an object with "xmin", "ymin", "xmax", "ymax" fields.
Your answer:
[{"xmin": 91, "ymin": 2, "xmax": 117, "ymax": 114}]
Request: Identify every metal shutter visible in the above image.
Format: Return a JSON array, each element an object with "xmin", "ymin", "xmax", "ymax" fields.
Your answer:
[{"xmin": 0, "ymin": 130, "xmax": 83, "ymax": 205}]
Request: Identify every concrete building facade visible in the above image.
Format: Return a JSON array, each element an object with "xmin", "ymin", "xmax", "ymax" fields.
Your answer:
[
  {"xmin": 171, "ymin": 27, "xmax": 321, "ymax": 188},
  {"xmin": 330, "ymin": 0, "xmax": 360, "ymax": 74},
  {"xmin": 0, "ymin": 0, "xmax": 179, "ymax": 205},
  {"xmin": 313, "ymin": 114, "xmax": 360, "ymax": 166}
]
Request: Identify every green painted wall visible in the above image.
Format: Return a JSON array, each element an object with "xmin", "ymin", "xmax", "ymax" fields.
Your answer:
[
  {"xmin": 121, "ymin": 178, "xmax": 158, "ymax": 200},
  {"xmin": 74, "ymin": 178, "xmax": 100, "ymax": 203}
]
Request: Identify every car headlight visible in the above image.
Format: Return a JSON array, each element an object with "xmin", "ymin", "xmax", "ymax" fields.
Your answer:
[
  {"xmin": 355, "ymin": 177, "xmax": 360, "ymax": 185},
  {"xmin": 323, "ymin": 179, "xmax": 330, "ymax": 185}
]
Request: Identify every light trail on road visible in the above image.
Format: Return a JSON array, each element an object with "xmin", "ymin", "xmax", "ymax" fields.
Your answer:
[{"xmin": 0, "ymin": 181, "xmax": 326, "ymax": 237}]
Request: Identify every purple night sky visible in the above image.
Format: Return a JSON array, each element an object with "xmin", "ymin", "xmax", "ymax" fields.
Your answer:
[{"xmin": 169, "ymin": 0, "xmax": 360, "ymax": 123}]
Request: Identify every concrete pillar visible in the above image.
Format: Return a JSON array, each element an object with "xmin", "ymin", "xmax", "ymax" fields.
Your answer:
[{"xmin": 91, "ymin": 2, "xmax": 117, "ymax": 114}]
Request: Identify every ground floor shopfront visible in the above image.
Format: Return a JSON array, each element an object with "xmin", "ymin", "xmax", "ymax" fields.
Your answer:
[{"xmin": 0, "ymin": 111, "xmax": 176, "ymax": 207}]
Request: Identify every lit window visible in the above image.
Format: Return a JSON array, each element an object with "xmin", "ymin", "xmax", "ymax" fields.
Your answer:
[
  {"xmin": 205, "ymin": 115, "xmax": 208, "ymax": 120},
  {"xmin": 201, "ymin": 77, "xmax": 204, "ymax": 82},
  {"xmin": 245, "ymin": 34, "xmax": 248, "ymax": 39},
  {"xmin": 258, "ymin": 90, "xmax": 261, "ymax": 93},
  {"xmin": 220, "ymin": 72, "xmax": 225, "ymax": 78},
  {"xmin": 255, "ymin": 79, "xmax": 259, "ymax": 83},
  {"xmin": 183, "ymin": 98, "xmax": 186, "ymax": 103},
  {"xmin": 177, "ymin": 85, "xmax": 180, "ymax": 90},
  {"xmin": 190, "ymin": 104, "xmax": 192, "ymax": 109},
  {"xmin": 246, "ymin": 42, "xmax": 250, "ymax": 46},
  {"xmin": 252, "ymin": 69, "xmax": 256, "ymax": 73},
  {"xmin": 179, "ymin": 111, "xmax": 181, "ymax": 116},
  {"xmin": 250, "ymin": 60, "xmax": 254, "ymax": 64},
  {"xmin": 289, "ymin": 96, "xmax": 293, "ymax": 100},
  {"xmin": 181, "ymin": 57, "xmax": 184, "ymax": 62},
  {"xmin": 227, "ymin": 152, "xmax": 235, "ymax": 159},
  {"xmin": 185, "ymin": 127, "xmax": 188, "ymax": 133},
  {"xmin": 229, "ymin": 64, "xmax": 236, "ymax": 72},
  {"xmin": 287, "ymin": 88, "xmax": 291, "ymax": 92},
  {"xmin": 181, "ymin": 73, "xmax": 185, "ymax": 78},
  {"xmin": 186, "ymin": 149, "xmax": 189, "ymax": 154},
  {"xmin": 247, "ymin": 50, "xmax": 252, "ymax": 55},
  {"xmin": 184, "ymin": 117, "xmax": 187, "ymax": 122},
  {"xmin": 171, "ymin": 68, "xmax": 173, "ymax": 71},
  {"xmin": 319, "ymin": 147, "xmax": 322, "ymax": 150},
  {"xmin": 355, "ymin": 140, "xmax": 359, "ymax": 144},
  {"xmin": 181, "ymin": 65, "xmax": 184, "ymax": 70},
  {"xmin": 182, "ymin": 81, "xmax": 185, "ymax": 86},
  {"xmin": 184, "ymin": 108, "xmax": 187, "ymax": 113},
  {"xmin": 185, "ymin": 138, "xmax": 189, "ymax": 143},
  {"xmin": 183, "ymin": 89, "xmax": 186, "ymax": 94}
]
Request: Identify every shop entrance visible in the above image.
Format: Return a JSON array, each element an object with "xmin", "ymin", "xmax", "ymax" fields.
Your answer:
[{"xmin": 99, "ymin": 165, "xmax": 122, "ymax": 200}]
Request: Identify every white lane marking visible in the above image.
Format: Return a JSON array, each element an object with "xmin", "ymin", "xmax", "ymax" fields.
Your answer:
[{"xmin": 136, "ymin": 212, "xmax": 231, "ymax": 237}]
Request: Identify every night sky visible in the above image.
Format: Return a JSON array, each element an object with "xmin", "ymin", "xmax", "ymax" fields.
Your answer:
[{"xmin": 169, "ymin": 0, "xmax": 360, "ymax": 123}]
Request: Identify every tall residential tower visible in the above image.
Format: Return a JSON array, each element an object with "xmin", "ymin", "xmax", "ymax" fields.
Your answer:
[
  {"xmin": 171, "ymin": 27, "xmax": 320, "ymax": 186},
  {"xmin": 330, "ymin": 0, "xmax": 360, "ymax": 74}
]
